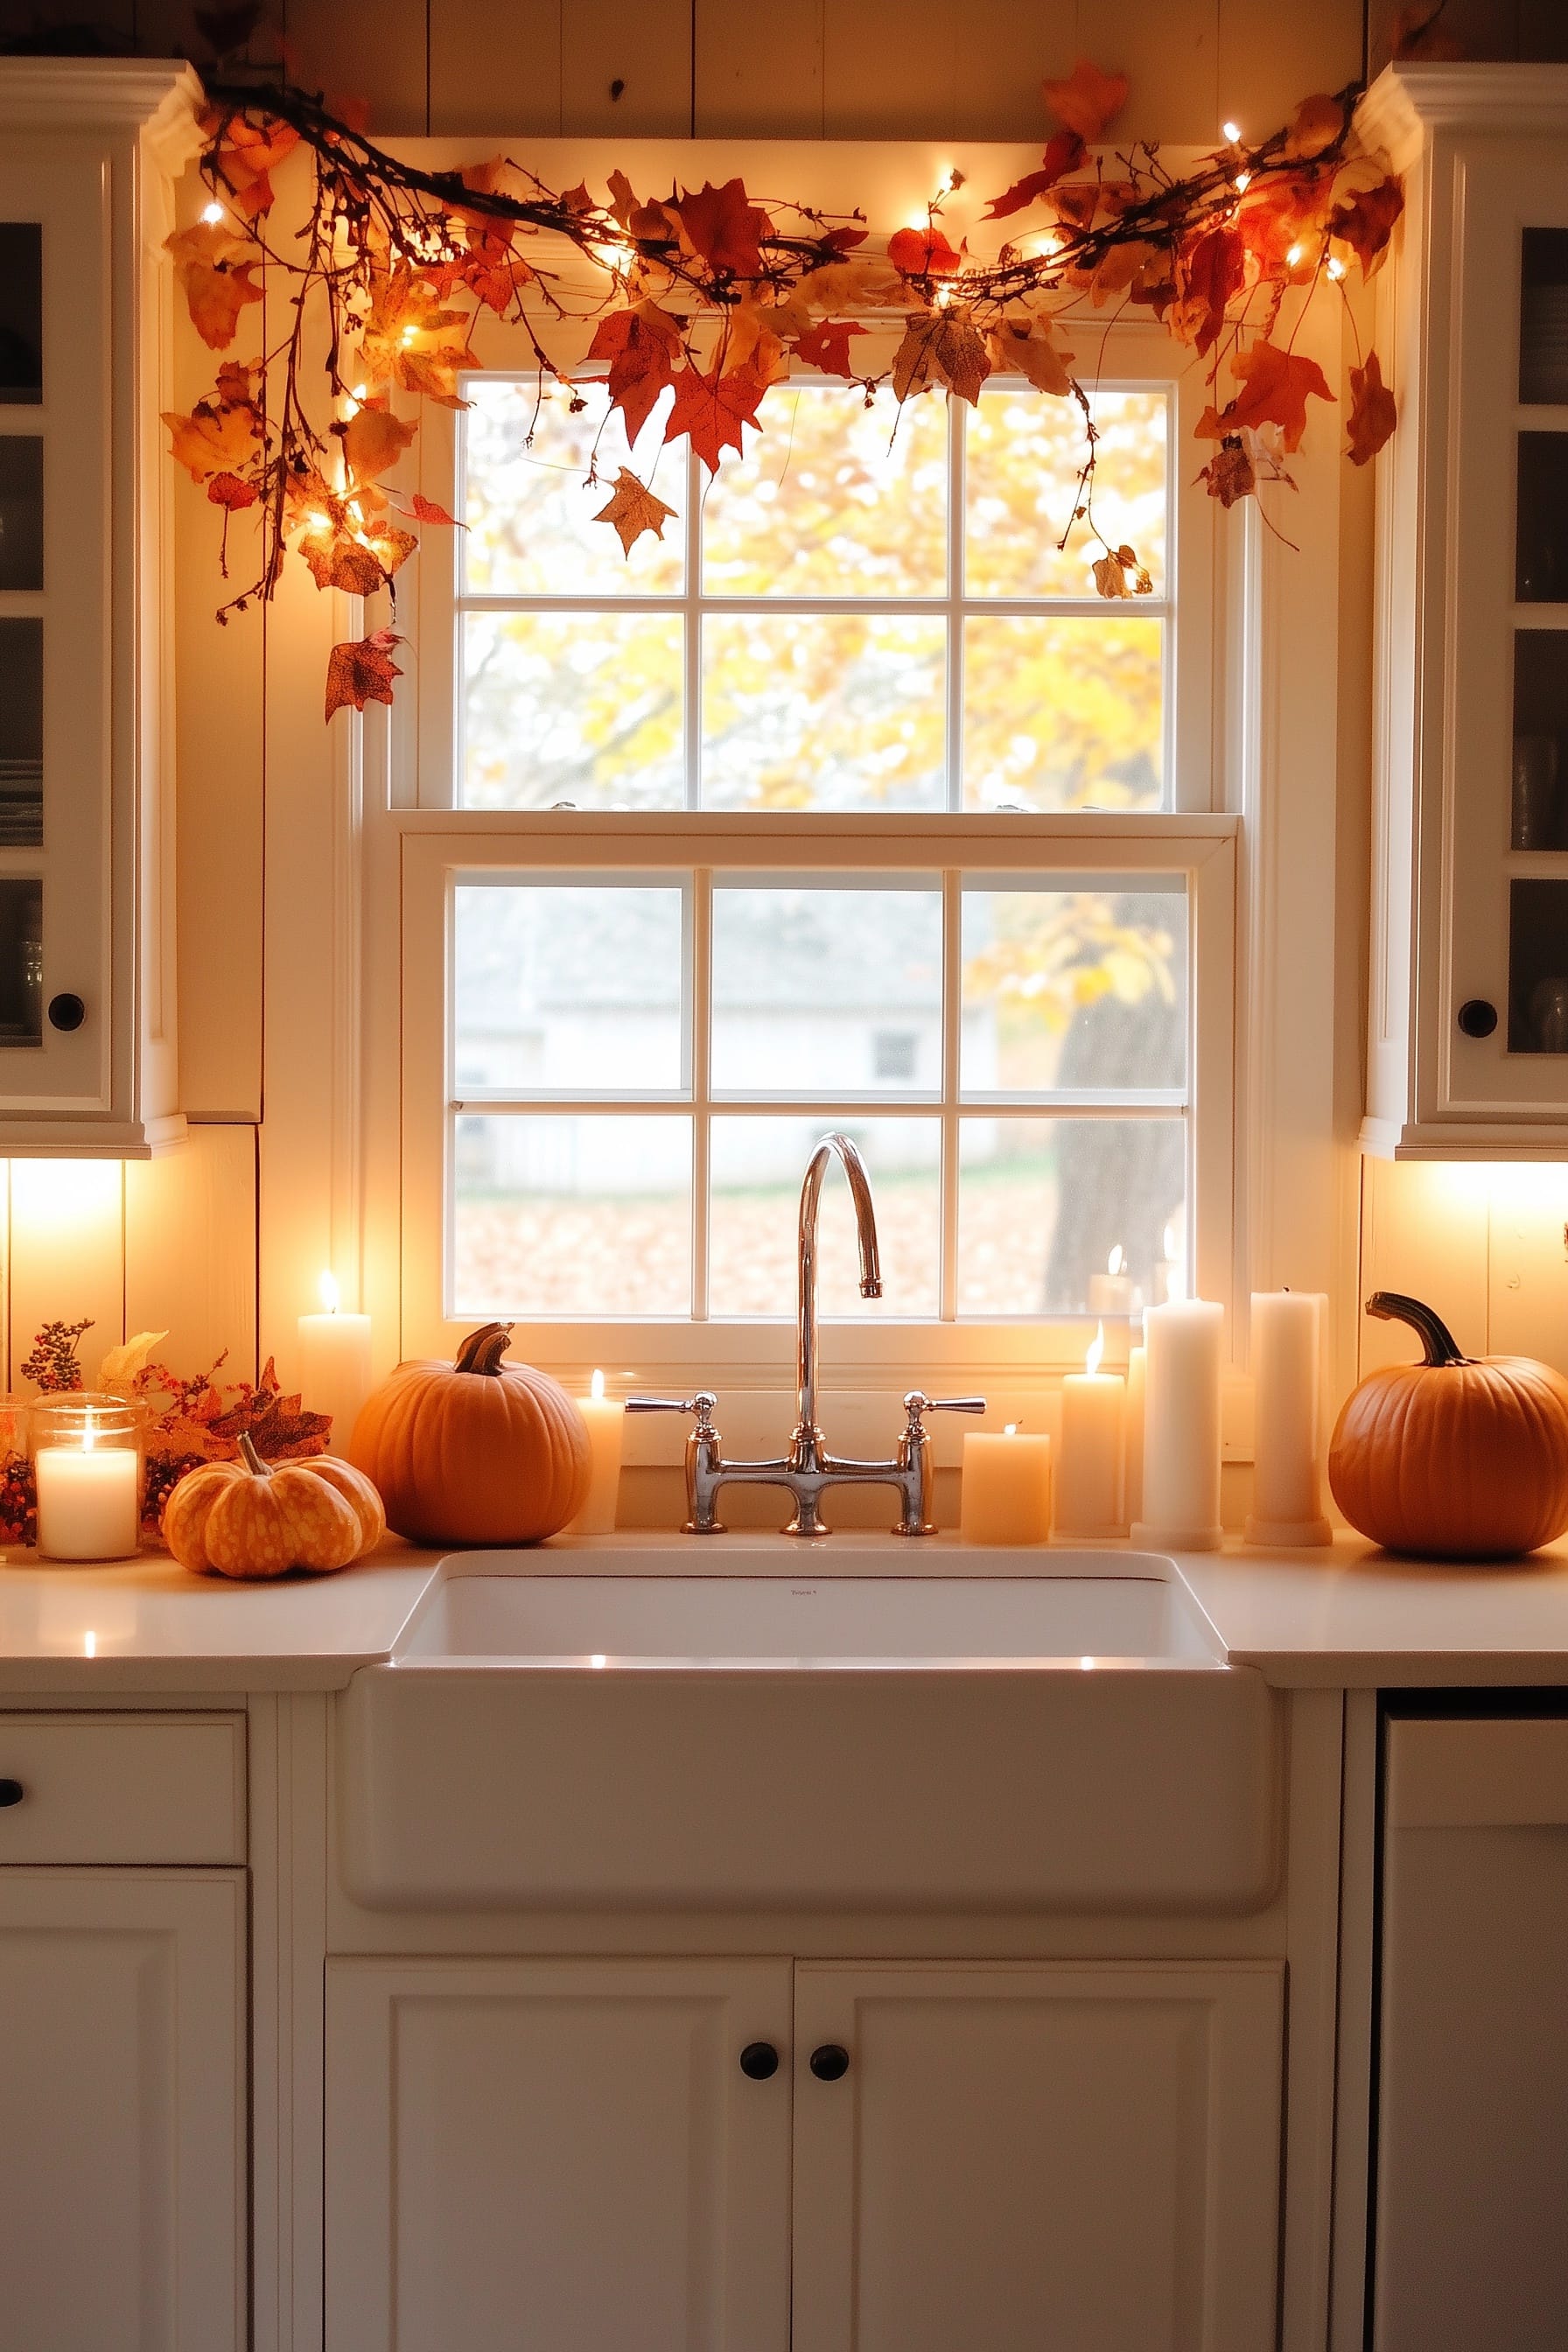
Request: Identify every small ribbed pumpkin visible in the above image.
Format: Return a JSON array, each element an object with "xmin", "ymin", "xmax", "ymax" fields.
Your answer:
[
  {"xmin": 1328, "ymin": 1292, "xmax": 1568, "ymax": 1559},
  {"xmin": 347, "ymin": 1322, "xmax": 591, "ymax": 1546},
  {"xmin": 164, "ymin": 1434, "xmax": 386, "ymax": 1578}
]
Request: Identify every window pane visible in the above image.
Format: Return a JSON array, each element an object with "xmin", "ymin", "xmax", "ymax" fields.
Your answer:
[
  {"xmin": 463, "ymin": 611, "xmax": 684, "ymax": 809},
  {"xmin": 454, "ymin": 885, "xmax": 684, "ymax": 1095},
  {"xmin": 464, "ymin": 380, "xmax": 684, "ymax": 596},
  {"xmin": 700, "ymin": 385, "xmax": 947, "ymax": 598},
  {"xmin": 957, "ymin": 1116, "xmax": 1186, "ymax": 1315},
  {"xmin": 961, "ymin": 885, "xmax": 1187, "ymax": 1096},
  {"xmin": 962, "ymin": 614, "xmax": 1163, "ymax": 811},
  {"xmin": 702, "ymin": 612, "xmax": 944, "ymax": 810},
  {"xmin": 709, "ymin": 1116, "xmax": 940, "ymax": 1318},
  {"xmin": 0, "ymin": 615, "xmax": 42, "ymax": 846},
  {"xmin": 452, "ymin": 1115, "xmax": 690, "ymax": 1315},
  {"xmin": 710, "ymin": 884, "xmax": 942, "ymax": 1095},
  {"xmin": 964, "ymin": 387, "xmax": 1167, "ymax": 599},
  {"xmin": 0, "ymin": 436, "xmax": 43, "ymax": 589},
  {"xmin": 0, "ymin": 225, "xmax": 42, "ymax": 403}
]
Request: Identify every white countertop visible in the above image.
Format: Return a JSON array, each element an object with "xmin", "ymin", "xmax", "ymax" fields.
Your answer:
[{"xmin": 5, "ymin": 1529, "xmax": 1568, "ymax": 1695}]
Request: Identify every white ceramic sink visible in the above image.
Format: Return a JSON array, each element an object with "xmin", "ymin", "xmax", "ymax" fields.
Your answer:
[{"xmin": 339, "ymin": 1546, "xmax": 1280, "ymax": 1915}]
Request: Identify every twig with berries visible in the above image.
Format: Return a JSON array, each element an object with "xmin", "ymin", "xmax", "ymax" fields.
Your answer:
[{"xmin": 21, "ymin": 1319, "xmax": 94, "ymax": 1394}]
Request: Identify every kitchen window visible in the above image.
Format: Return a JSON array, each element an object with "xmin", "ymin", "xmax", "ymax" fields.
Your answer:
[{"xmin": 393, "ymin": 340, "xmax": 1234, "ymax": 1371}]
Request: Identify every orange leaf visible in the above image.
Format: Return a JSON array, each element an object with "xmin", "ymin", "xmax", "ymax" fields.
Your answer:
[
  {"xmin": 1171, "ymin": 224, "xmax": 1245, "ymax": 355},
  {"xmin": 887, "ymin": 223, "xmax": 963, "ymax": 277},
  {"xmin": 206, "ymin": 470, "xmax": 258, "ymax": 509},
  {"xmin": 162, "ymin": 397, "xmax": 258, "ymax": 481},
  {"xmin": 984, "ymin": 316, "xmax": 1075, "ymax": 396},
  {"xmin": 1347, "ymin": 350, "xmax": 1397, "ymax": 466},
  {"xmin": 165, "ymin": 220, "xmax": 262, "ymax": 351},
  {"xmin": 983, "ymin": 130, "xmax": 1086, "ymax": 220},
  {"xmin": 673, "ymin": 178, "xmax": 773, "ymax": 276},
  {"xmin": 1042, "ymin": 57, "xmax": 1129, "ymax": 143},
  {"xmin": 1201, "ymin": 337, "xmax": 1335, "ymax": 453},
  {"xmin": 410, "ymin": 492, "xmax": 462, "ymax": 527},
  {"xmin": 892, "ymin": 309, "xmax": 991, "ymax": 407},
  {"xmin": 343, "ymin": 402, "xmax": 417, "ymax": 483},
  {"xmin": 793, "ymin": 319, "xmax": 870, "ymax": 377},
  {"xmin": 588, "ymin": 302, "xmax": 683, "ymax": 440},
  {"xmin": 593, "ymin": 466, "xmax": 678, "ymax": 556},
  {"xmin": 663, "ymin": 359, "xmax": 767, "ymax": 472},
  {"xmin": 325, "ymin": 630, "xmax": 402, "ymax": 722},
  {"xmin": 1285, "ymin": 92, "xmax": 1346, "ymax": 161},
  {"xmin": 1092, "ymin": 542, "xmax": 1153, "ymax": 598},
  {"xmin": 1331, "ymin": 175, "xmax": 1404, "ymax": 276}
]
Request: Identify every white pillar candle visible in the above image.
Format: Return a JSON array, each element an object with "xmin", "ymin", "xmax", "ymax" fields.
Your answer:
[
  {"xmin": 960, "ymin": 1425, "xmax": 1052, "ymax": 1546},
  {"xmin": 36, "ymin": 1446, "xmax": 139, "ymax": 1560},
  {"xmin": 1086, "ymin": 1243, "xmax": 1136, "ymax": 1317},
  {"xmin": 297, "ymin": 1271, "xmax": 374, "ymax": 1454},
  {"xmin": 568, "ymin": 1369, "xmax": 625, "ymax": 1536},
  {"xmin": 1054, "ymin": 1322, "xmax": 1125, "ymax": 1537},
  {"xmin": 1125, "ymin": 1341, "xmax": 1146, "ymax": 1530},
  {"xmin": 1245, "ymin": 1290, "xmax": 1333, "ymax": 1545},
  {"xmin": 1132, "ymin": 1297, "xmax": 1224, "ymax": 1550}
]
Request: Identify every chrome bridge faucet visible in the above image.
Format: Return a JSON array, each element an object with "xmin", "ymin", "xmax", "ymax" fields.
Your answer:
[{"xmin": 630, "ymin": 1132, "xmax": 984, "ymax": 1537}]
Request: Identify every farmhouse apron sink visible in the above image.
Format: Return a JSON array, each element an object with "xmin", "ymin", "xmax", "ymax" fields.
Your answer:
[{"xmin": 337, "ymin": 1550, "xmax": 1281, "ymax": 1914}]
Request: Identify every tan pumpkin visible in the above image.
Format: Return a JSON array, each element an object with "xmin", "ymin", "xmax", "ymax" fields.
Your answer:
[
  {"xmin": 1328, "ymin": 1292, "xmax": 1568, "ymax": 1559},
  {"xmin": 347, "ymin": 1321, "xmax": 590, "ymax": 1545},
  {"xmin": 164, "ymin": 1434, "xmax": 385, "ymax": 1579}
]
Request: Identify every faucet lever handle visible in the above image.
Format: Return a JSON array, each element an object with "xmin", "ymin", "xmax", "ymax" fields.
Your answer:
[
  {"xmin": 903, "ymin": 1390, "xmax": 987, "ymax": 1433},
  {"xmin": 627, "ymin": 1391, "xmax": 718, "ymax": 1436}
]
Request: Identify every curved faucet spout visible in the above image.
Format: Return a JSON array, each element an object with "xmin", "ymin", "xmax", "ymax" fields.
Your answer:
[{"xmin": 795, "ymin": 1132, "xmax": 881, "ymax": 1463}]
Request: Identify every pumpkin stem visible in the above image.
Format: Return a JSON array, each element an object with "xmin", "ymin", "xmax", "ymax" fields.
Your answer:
[
  {"xmin": 1366, "ymin": 1291, "xmax": 1473, "ymax": 1367},
  {"xmin": 453, "ymin": 1321, "xmax": 514, "ymax": 1378},
  {"xmin": 237, "ymin": 1430, "xmax": 272, "ymax": 1477}
]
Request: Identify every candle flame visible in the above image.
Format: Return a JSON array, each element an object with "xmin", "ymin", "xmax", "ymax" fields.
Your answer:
[
  {"xmin": 1087, "ymin": 1321, "xmax": 1105, "ymax": 1376},
  {"xmin": 1004, "ymin": 1422, "xmax": 1018, "ymax": 1437},
  {"xmin": 1162, "ymin": 1225, "xmax": 1175, "ymax": 1257},
  {"xmin": 83, "ymin": 1629, "xmax": 96, "ymax": 1658},
  {"xmin": 319, "ymin": 1270, "xmax": 340, "ymax": 1313},
  {"xmin": 81, "ymin": 1411, "xmax": 97, "ymax": 1454},
  {"xmin": 1107, "ymin": 1243, "xmax": 1124, "ymax": 1278},
  {"xmin": 591, "ymin": 1368, "xmax": 606, "ymax": 1403}
]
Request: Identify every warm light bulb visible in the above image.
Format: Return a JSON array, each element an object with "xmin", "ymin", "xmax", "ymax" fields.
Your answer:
[
  {"xmin": 1286, "ymin": 242, "xmax": 1305, "ymax": 266},
  {"xmin": 591, "ymin": 1368, "xmax": 606, "ymax": 1403},
  {"xmin": 1086, "ymin": 1320, "xmax": 1105, "ymax": 1376},
  {"xmin": 1107, "ymin": 1243, "xmax": 1124, "ymax": 1278},
  {"xmin": 319, "ymin": 1270, "xmax": 340, "ymax": 1313},
  {"xmin": 934, "ymin": 280, "xmax": 957, "ymax": 307},
  {"xmin": 201, "ymin": 200, "xmax": 225, "ymax": 225},
  {"xmin": 400, "ymin": 324, "xmax": 417, "ymax": 346},
  {"xmin": 1326, "ymin": 255, "xmax": 1347, "ymax": 281},
  {"xmin": 1222, "ymin": 119, "xmax": 1241, "ymax": 144},
  {"xmin": 1234, "ymin": 171, "xmax": 1251, "ymax": 193},
  {"xmin": 306, "ymin": 509, "xmax": 332, "ymax": 531}
]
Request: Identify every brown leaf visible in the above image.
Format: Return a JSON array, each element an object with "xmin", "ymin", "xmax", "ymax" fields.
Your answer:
[
  {"xmin": 165, "ymin": 220, "xmax": 262, "ymax": 350},
  {"xmin": 1170, "ymin": 224, "xmax": 1246, "ymax": 355},
  {"xmin": 983, "ymin": 130, "xmax": 1086, "ymax": 220},
  {"xmin": 792, "ymin": 318, "xmax": 870, "ymax": 378},
  {"xmin": 1285, "ymin": 92, "xmax": 1346, "ymax": 161},
  {"xmin": 299, "ymin": 529, "xmax": 387, "ymax": 597},
  {"xmin": 892, "ymin": 309, "xmax": 991, "ymax": 407},
  {"xmin": 343, "ymin": 401, "xmax": 418, "ymax": 482},
  {"xmin": 673, "ymin": 178, "xmax": 773, "ymax": 276},
  {"xmin": 984, "ymin": 315, "xmax": 1074, "ymax": 396},
  {"xmin": 1042, "ymin": 57, "xmax": 1129, "ymax": 142},
  {"xmin": 1089, "ymin": 239, "xmax": 1159, "ymax": 306},
  {"xmin": 1197, "ymin": 337, "xmax": 1334, "ymax": 453},
  {"xmin": 200, "ymin": 109, "xmax": 299, "ymax": 217},
  {"xmin": 588, "ymin": 301, "xmax": 683, "ymax": 440},
  {"xmin": 1092, "ymin": 542, "xmax": 1153, "ymax": 598},
  {"xmin": 326, "ymin": 629, "xmax": 403, "ymax": 721},
  {"xmin": 593, "ymin": 466, "xmax": 678, "ymax": 556},
  {"xmin": 1194, "ymin": 436, "xmax": 1256, "ymax": 508},
  {"xmin": 1331, "ymin": 176, "xmax": 1404, "ymax": 276},
  {"xmin": 1347, "ymin": 350, "xmax": 1397, "ymax": 466},
  {"xmin": 663, "ymin": 358, "xmax": 767, "ymax": 472}
]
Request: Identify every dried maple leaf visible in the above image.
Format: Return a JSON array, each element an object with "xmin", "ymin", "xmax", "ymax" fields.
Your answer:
[
  {"xmin": 593, "ymin": 466, "xmax": 677, "ymax": 556},
  {"xmin": 200, "ymin": 108, "xmax": 299, "ymax": 218},
  {"xmin": 1042, "ymin": 57, "xmax": 1129, "ymax": 142},
  {"xmin": 1285, "ymin": 92, "xmax": 1346, "ymax": 161},
  {"xmin": 299, "ymin": 528, "xmax": 387, "ymax": 597},
  {"xmin": 410, "ymin": 492, "xmax": 463, "ymax": 526},
  {"xmin": 162, "ymin": 396, "xmax": 258, "ymax": 481},
  {"xmin": 1198, "ymin": 337, "xmax": 1334, "ymax": 453},
  {"xmin": 892, "ymin": 309, "xmax": 991, "ymax": 407},
  {"xmin": 355, "ymin": 263, "xmax": 479, "ymax": 409},
  {"xmin": 984, "ymin": 130, "xmax": 1087, "ymax": 220},
  {"xmin": 1092, "ymin": 542, "xmax": 1153, "ymax": 597},
  {"xmin": 1236, "ymin": 175, "xmax": 1334, "ymax": 276},
  {"xmin": 1195, "ymin": 435, "xmax": 1256, "ymax": 508},
  {"xmin": 887, "ymin": 223, "xmax": 964, "ymax": 277},
  {"xmin": 1331, "ymin": 175, "xmax": 1404, "ymax": 276},
  {"xmin": 674, "ymin": 178, "xmax": 773, "ymax": 276},
  {"xmin": 588, "ymin": 301, "xmax": 683, "ymax": 440},
  {"xmin": 343, "ymin": 401, "xmax": 418, "ymax": 483},
  {"xmin": 206, "ymin": 470, "xmax": 258, "ymax": 509},
  {"xmin": 326, "ymin": 629, "xmax": 403, "ymax": 721},
  {"xmin": 1090, "ymin": 238, "xmax": 1159, "ymax": 306},
  {"xmin": 796, "ymin": 257, "xmax": 904, "ymax": 311},
  {"xmin": 984, "ymin": 315, "xmax": 1074, "ymax": 396},
  {"xmin": 100, "ymin": 1329, "xmax": 170, "ymax": 1390},
  {"xmin": 663, "ymin": 358, "xmax": 766, "ymax": 472},
  {"xmin": 165, "ymin": 220, "xmax": 263, "ymax": 350},
  {"xmin": 1390, "ymin": 0, "xmax": 1464, "ymax": 58},
  {"xmin": 1170, "ymin": 224, "xmax": 1246, "ymax": 355},
  {"xmin": 793, "ymin": 318, "xmax": 870, "ymax": 378},
  {"xmin": 1347, "ymin": 350, "xmax": 1397, "ymax": 466}
]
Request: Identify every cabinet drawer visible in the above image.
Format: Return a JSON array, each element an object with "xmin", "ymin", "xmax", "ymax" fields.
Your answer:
[{"xmin": 0, "ymin": 1715, "xmax": 245, "ymax": 1864}]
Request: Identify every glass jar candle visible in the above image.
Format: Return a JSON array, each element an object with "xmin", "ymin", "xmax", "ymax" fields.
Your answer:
[{"xmin": 29, "ymin": 1394, "xmax": 145, "ymax": 1561}]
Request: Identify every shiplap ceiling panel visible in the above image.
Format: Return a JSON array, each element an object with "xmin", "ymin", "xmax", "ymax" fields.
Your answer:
[
  {"xmin": 1216, "ymin": 0, "xmax": 1362, "ymax": 141},
  {"xmin": 695, "ymin": 0, "xmax": 826, "ymax": 136},
  {"xmin": 282, "ymin": 0, "xmax": 430, "ymax": 130},
  {"xmin": 430, "ymin": 0, "xmax": 564, "ymax": 133},
  {"xmin": 560, "ymin": 0, "xmax": 695, "ymax": 135}
]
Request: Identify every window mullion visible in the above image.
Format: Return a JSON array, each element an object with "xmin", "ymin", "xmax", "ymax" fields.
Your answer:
[
  {"xmin": 690, "ymin": 867, "xmax": 712, "ymax": 1320},
  {"xmin": 947, "ymin": 401, "xmax": 964, "ymax": 816},
  {"xmin": 941, "ymin": 868, "xmax": 962, "ymax": 1321},
  {"xmin": 685, "ymin": 447, "xmax": 702, "ymax": 811}
]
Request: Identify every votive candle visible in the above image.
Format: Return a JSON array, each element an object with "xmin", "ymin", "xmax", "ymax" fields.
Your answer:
[
  {"xmin": 569, "ymin": 1368, "xmax": 625, "ymax": 1536},
  {"xmin": 1132, "ymin": 1296, "xmax": 1224, "ymax": 1550},
  {"xmin": 960, "ymin": 1424, "xmax": 1052, "ymax": 1545},
  {"xmin": 297, "ymin": 1270, "xmax": 374, "ymax": 1452},
  {"xmin": 1054, "ymin": 1322, "xmax": 1125, "ymax": 1537}
]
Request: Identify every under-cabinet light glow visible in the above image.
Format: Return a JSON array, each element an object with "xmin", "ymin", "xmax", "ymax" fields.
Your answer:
[
  {"xmin": 1222, "ymin": 120, "xmax": 1241, "ymax": 144},
  {"xmin": 590, "ymin": 1653, "xmax": 607, "ymax": 1669}
]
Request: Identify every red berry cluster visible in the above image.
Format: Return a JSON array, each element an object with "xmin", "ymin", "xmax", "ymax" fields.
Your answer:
[{"xmin": 0, "ymin": 1453, "xmax": 38, "ymax": 1548}]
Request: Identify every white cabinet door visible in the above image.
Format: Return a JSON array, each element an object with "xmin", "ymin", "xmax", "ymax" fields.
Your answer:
[
  {"xmin": 325, "ymin": 1956, "xmax": 792, "ymax": 2352},
  {"xmin": 792, "ymin": 1959, "xmax": 1283, "ymax": 2352},
  {"xmin": 0, "ymin": 1868, "xmax": 247, "ymax": 2352}
]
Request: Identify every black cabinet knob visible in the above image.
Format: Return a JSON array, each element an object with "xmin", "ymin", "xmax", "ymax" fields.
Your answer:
[
  {"xmin": 738, "ymin": 2041, "xmax": 779, "ymax": 2080},
  {"xmin": 809, "ymin": 2042, "xmax": 850, "ymax": 2082},
  {"xmin": 0, "ymin": 1778, "xmax": 24, "ymax": 1808},
  {"xmin": 47, "ymin": 992, "xmax": 86, "ymax": 1032},
  {"xmin": 1457, "ymin": 998, "xmax": 1498, "ymax": 1040}
]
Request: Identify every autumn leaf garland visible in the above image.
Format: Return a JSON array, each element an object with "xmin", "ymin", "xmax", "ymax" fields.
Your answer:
[{"xmin": 164, "ymin": 60, "xmax": 1404, "ymax": 719}]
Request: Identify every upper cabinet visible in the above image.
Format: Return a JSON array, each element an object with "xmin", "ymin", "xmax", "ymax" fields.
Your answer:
[
  {"xmin": 1362, "ymin": 65, "xmax": 1568, "ymax": 1158},
  {"xmin": 0, "ymin": 62, "xmax": 199, "ymax": 1157}
]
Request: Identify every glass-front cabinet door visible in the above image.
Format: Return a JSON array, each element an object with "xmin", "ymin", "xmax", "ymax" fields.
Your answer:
[{"xmin": 0, "ymin": 154, "xmax": 111, "ymax": 1110}]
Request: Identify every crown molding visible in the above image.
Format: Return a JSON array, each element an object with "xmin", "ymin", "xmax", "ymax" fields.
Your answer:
[
  {"xmin": 1357, "ymin": 61, "xmax": 1568, "ymax": 172},
  {"xmin": 0, "ymin": 58, "xmax": 206, "ymax": 172}
]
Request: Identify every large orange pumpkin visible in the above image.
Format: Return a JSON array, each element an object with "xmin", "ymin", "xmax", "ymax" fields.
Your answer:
[
  {"xmin": 164, "ymin": 1435, "xmax": 386, "ymax": 1578},
  {"xmin": 1328, "ymin": 1292, "xmax": 1568, "ymax": 1559},
  {"xmin": 347, "ymin": 1322, "xmax": 591, "ymax": 1545}
]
